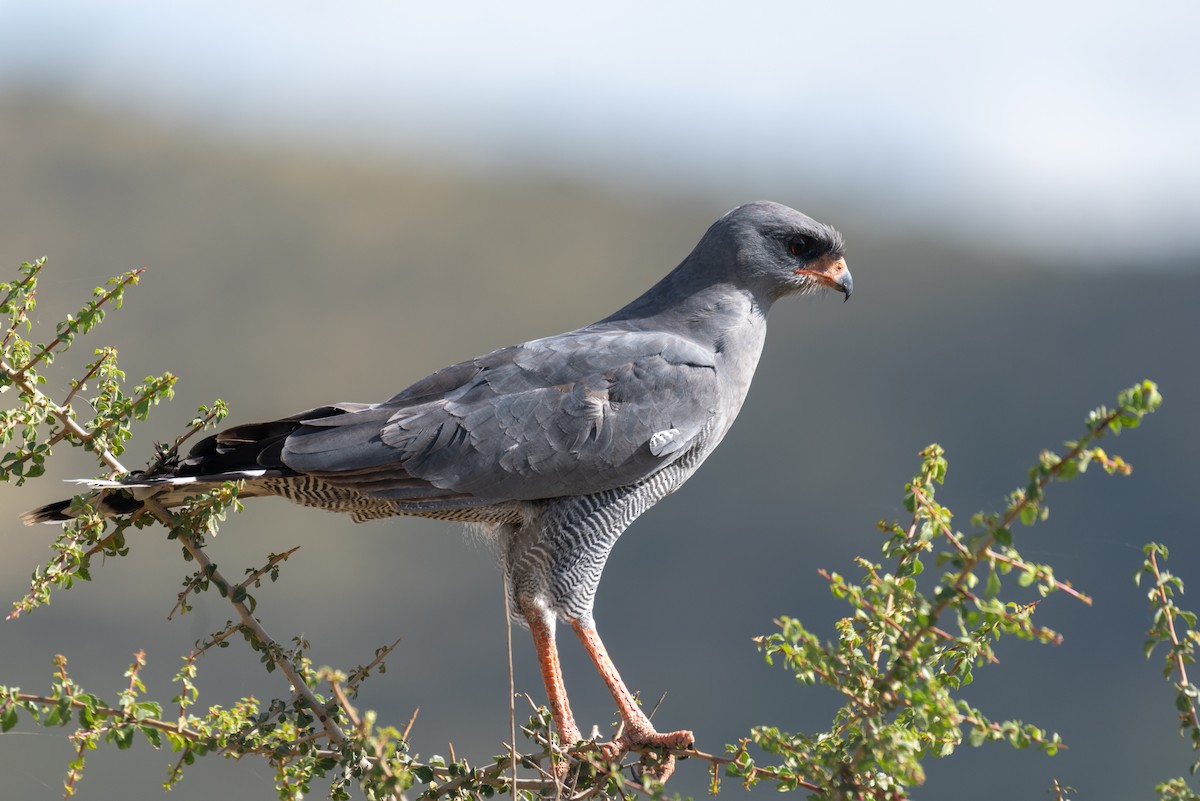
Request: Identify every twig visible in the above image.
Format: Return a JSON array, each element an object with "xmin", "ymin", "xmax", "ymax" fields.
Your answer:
[
  {"xmin": 329, "ymin": 680, "xmax": 360, "ymax": 729},
  {"xmin": 0, "ymin": 357, "xmax": 127, "ymax": 474},
  {"xmin": 84, "ymin": 373, "xmax": 177, "ymax": 445},
  {"xmin": 400, "ymin": 707, "xmax": 419, "ymax": 743},
  {"xmin": 502, "ymin": 575, "xmax": 520, "ymax": 801},
  {"xmin": 190, "ymin": 622, "xmax": 244, "ymax": 658},
  {"xmin": 328, "ymin": 674, "xmax": 408, "ymax": 801},
  {"xmin": 953, "ymin": 711, "xmax": 1067, "ymax": 750},
  {"xmin": 415, "ymin": 754, "xmax": 556, "ymax": 798},
  {"xmin": 168, "ymin": 570, "xmax": 210, "ymax": 621},
  {"xmin": 674, "ymin": 746, "xmax": 823, "ymax": 793},
  {"xmin": 0, "ymin": 264, "xmax": 43, "ymax": 351},
  {"xmin": 1148, "ymin": 549, "xmax": 1200, "ymax": 731},
  {"xmin": 984, "ymin": 547, "xmax": 1093, "ymax": 605},
  {"xmin": 647, "ymin": 691, "xmax": 667, "ymax": 721},
  {"xmin": 11, "ymin": 350, "xmax": 112, "ymax": 466},
  {"xmin": 60, "ymin": 354, "xmax": 107, "ymax": 409},
  {"xmin": 822, "ymin": 568, "xmax": 959, "ymax": 645},
  {"xmin": 154, "ymin": 403, "xmax": 228, "ymax": 471},
  {"xmin": 11, "ymin": 692, "xmax": 205, "ymax": 741},
  {"xmin": 18, "ymin": 271, "xmax": 143, "ymax": 375},
  {"xmin": 235, "ymin": 546, "xmax": 302, "ymax": 594}
]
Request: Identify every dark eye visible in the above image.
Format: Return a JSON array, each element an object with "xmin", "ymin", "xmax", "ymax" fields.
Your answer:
[{"xmin": 787, "ymin": 236, "xmax": 808, "ymax": 258}]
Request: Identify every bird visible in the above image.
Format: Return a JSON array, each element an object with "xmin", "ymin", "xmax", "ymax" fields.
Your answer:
[{"xmin": 24, "ymin": 200, "xmax": 851, "ymax": 774}]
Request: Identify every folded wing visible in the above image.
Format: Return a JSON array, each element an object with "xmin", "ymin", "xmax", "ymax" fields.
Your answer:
[{"xmin": 278, "ymin": 328, "xmax": 720, "ymax": 504}]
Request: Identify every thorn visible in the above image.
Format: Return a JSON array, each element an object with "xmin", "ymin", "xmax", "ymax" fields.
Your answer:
[
  {"xmin": 401, "ymin": 707, "xmax": 419, "ymax": 742},
  {"xmin": 648, "ymin": 691, "xmax": 667, "ymax": 721}
]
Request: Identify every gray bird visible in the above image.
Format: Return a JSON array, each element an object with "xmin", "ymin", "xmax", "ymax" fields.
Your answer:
[{"xmin": 24, "ymin": 200, "xmax": 852, "ymax": 769}]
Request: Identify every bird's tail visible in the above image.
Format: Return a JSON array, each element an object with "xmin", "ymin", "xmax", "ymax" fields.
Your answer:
[
  {"xmin": 20, "ymin": 403, "xmax": 381, "ymax": 526},
  {"xmin": 20, "ymin": 497, "xmax": 77, "ymax": 524},
  {"xmin": 20, "ymin": 472, "xmax": 278, "ymax": 526}
]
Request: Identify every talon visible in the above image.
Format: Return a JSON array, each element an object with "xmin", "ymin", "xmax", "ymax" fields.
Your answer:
[
  {"xmin": 600, "ymin": 728, "xmax": 693, "ymax": 763},
  {"xmin": 637, "ymin": 750, "xmax": 677, "ymax": 783}
]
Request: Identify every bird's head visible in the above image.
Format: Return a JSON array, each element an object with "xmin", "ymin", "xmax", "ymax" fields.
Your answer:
[{"xmin": 712, "ymin": 201, "xmax": 852, "ymax": 305}]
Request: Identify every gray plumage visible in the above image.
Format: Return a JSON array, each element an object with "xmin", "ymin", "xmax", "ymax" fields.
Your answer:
[{"xmin": 24, "ymin": 200, "xmax": 851, "ymax": 757}]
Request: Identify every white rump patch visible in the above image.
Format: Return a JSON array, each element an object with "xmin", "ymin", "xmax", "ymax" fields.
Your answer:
[
  {"xmin": 64, "ymin": 478, "xmax": 128, "ymax": 488},
  {"xmin": 62, "ymin": 470, "xmax": 266, "ymax": 499}
]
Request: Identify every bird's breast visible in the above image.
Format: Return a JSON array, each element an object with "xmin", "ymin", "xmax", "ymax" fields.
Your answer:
[{"xmin": 713, "ymin": 314, "xmax": 768, "ymax": 422}]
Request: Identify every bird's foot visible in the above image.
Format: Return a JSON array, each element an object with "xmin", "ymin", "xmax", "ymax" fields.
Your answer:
[{"xmin": 598, "ymin": 727, "xmax": 694, "ymax": 782}]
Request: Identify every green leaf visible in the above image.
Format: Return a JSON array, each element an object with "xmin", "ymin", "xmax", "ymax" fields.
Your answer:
[
  {"xmin": 112, "ymin": 724, "xmax": 135, "ymax": 749},
  {"xmin": 140, "ymin": 724, "xmax": 162, "ymax": 748},
  {"xmin": 1, "ymin": 705, "xmax": 17, "ymax": 733},
  {"xmin": 984, "ymin": 569, "xmax": 1002, "ymax": 598}
]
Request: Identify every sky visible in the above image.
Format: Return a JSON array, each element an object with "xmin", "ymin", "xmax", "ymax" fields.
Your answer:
[{"xmin": 2, "ymin": 0, "xmax": 1198, "ymax": 263}]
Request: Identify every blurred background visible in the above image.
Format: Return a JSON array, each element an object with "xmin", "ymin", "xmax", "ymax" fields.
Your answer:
[{"xmin": 1, "ymin": 2, "xmax": 1198, "ymax": 799}]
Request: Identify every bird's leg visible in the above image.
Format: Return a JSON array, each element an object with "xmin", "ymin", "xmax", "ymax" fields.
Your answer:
[
  {"xmin": 570, "ymin": 620, "xmax": 693, "ymax": 778},
  {"xmin": 525, "ymin": 608, "xmax": 583, "ymax": 750}
]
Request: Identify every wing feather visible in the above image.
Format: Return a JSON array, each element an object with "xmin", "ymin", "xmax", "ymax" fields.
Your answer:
[{"xmin": 280, "ymin": 328, "xmax": 719, "ymax": 502}]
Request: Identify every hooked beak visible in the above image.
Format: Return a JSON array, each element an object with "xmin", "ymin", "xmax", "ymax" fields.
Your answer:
[{"xmin": 794, "ymin": 255, "xmax": 852, "ymax": 301}]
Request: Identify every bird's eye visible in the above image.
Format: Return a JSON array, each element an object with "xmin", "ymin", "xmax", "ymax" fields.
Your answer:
[{"xmin": 787, "ymin": 236, "xmax": 808, "ymax": 258}]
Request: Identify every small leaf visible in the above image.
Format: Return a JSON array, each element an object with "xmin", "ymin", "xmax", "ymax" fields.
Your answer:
[
  {"xmin": 140, "ymin": 724, "xmax": 162, "ymax": 748},
  {"xmin": 984, "ymin": 569, "xmax": 1002, "ymax": 598}
]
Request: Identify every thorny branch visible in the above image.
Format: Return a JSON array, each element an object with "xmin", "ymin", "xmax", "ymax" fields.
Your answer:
[
  {"xmin": 1147, "ymin": 549, "xmax": 1200, "ymax": 734},
  {"xmin": 144, "ymin": 497, "xmax": 349, "ymax": 749},
  {"xmin": 884, "ymin": 410, "xmax": 1127, "ymax": 681},
  {"xmin": 1, "ymin": 305, "xmax": 350, "ymax": 750},
  {"xmin": 18, "ymin": 270, "xmax": 143, "ymax": 375}
]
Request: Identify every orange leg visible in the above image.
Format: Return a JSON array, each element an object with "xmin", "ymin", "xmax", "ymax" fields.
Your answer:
[
  {"xmin": 570, "ymin": 620, "xmax": 694, "ymax": 755},
  {"xmin": 527, "ymin": 612, "xmax": 582, "ymax": 747}
]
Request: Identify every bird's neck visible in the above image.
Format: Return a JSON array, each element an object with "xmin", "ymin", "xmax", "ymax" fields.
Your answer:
[
  {"xmin": 600, "ymin": 269, "xmax": 771, "ymax": 443},
  {"xmin": 601, "ymin": 266, "xmax": 771, "ymax": 350},
  {"xmin": 607, "ymin": 275, "xmax": 771, "ymax": 446}
]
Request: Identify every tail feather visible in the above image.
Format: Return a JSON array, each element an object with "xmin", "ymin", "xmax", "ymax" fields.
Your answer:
[
  {"xmin": 21, "ymin": 499, "xmax": 75, "ymax": 525},
  {"xmin": 21, "ymin": 488, "xmax": 147, "ymax": 525},
  {"xmin": 19, "ymin": 402, "xmax": 412, "ymax": 526},
  {"xmin": 20, "ymin": 469, "xmax": 288, "ymax": 525}
]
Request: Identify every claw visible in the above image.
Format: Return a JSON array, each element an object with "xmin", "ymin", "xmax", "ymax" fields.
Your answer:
[{"xmin": 594, "ymin": 727, "xmax": 694, "ymax": 782}]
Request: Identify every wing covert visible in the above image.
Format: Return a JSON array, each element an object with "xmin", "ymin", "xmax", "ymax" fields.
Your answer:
[{"xmin": 280, "ymin": 329, "xmax": 719, "ymax": 502}]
